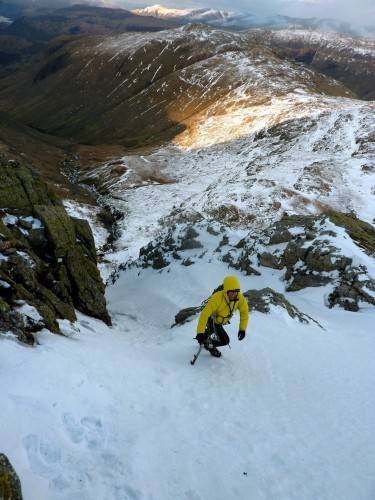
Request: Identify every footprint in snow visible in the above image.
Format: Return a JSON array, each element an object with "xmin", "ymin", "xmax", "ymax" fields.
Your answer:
[
  {"xmin": 23, "ymin": 434, "xmax": 62, "ymax": 475},
  {"xmin": 63, "ymin": 413, "xmax": 104, "ymax": 449}
]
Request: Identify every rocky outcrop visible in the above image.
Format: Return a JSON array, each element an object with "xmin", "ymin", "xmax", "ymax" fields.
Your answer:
[
  {"xmin": 173, "ymin": 306, "xmax": 202, "ymax": 326},
  {"xmin": 242, "ymin": 288, "xmax": 322, "ymax": 326},
  {"xmin": 0, "ymin": 453, "xmax": 23, "ymax": 500},
  {"xmin": 124, "ymin": 212, "xmax": 375, "ymax": 314},
  {"xmin": 0, "ymin": 153, "xmax": 111, "ymax": 343},
  {"xmin": 241, "ymin": 212, "xmax": 375, "ymax": 311}
]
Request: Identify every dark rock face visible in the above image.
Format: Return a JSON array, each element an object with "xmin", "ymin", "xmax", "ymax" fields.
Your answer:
[
  {"xmin": 0, "ymin": 157, "xmax": 63, "ymax": 209},
  {"xmin": 0, "ymin": 153, "xmax": 111, "ymax": 343},
  {"xmin": 0, "ymin": 453, "xmax": 23, "ymax": 500}
]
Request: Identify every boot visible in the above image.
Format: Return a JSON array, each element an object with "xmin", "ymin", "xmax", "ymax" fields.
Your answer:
[
  {"xmin": 203, "ymin": 338, "xmax": 222, "ymax": 357},
  {"xmin": 208, "ymin": 345, "xmax": 222, "ymax": 358}
]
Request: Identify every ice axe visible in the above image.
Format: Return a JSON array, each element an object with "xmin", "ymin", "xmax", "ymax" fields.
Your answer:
[{"xmin": 190, "ymin": 344, "xmax": 203, "ymax": 365}]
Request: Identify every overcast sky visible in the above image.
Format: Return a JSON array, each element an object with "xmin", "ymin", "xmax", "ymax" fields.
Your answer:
[{"xmin": 107, "ymin": 0, "xmax": 375, "ymax": 25}]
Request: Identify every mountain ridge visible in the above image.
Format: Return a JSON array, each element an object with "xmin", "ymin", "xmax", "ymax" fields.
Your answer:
[
  {"xmin": 0, "ymin": 25, "xmax": 366, "ymax": 146},
  {"xmin": 133, "ymin": 4, "xmax": 375, "ymax": 40}
]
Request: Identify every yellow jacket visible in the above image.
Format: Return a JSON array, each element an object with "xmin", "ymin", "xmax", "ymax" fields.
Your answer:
[{"xmin": 196, "ymin": 276, "xmax": 249, "ymax": 334}]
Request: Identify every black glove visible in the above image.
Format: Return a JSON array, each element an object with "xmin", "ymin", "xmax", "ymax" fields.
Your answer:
[
  {"xmin": 196, "ymin": 333, "xmax": 205, "ymax": 344},
  {"xmin": 238, "ymin": 330, "xmax": 246, "ymax": 341}
]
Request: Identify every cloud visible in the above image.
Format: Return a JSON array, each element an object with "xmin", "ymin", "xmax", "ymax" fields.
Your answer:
[
  {"xmin": 195, "ymin": 0, "xmax": 375, "ymax": 25},
  {"xmin": 278, "ymin": 0, "xmax": 374, "ymax": 24}
]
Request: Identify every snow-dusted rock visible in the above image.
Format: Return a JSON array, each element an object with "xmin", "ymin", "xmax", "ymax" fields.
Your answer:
[
  {"xmin": 121, "ymin": 211, "xmax": 375, "ymax": 312},
  {"xmin": 0, "ymin": 153, "xmax": 111, "ymax": 342}
]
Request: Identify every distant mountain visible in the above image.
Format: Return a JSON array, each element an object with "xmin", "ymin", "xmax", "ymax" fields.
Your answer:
[
  {"xmin": 2, "ymin": 1, "xmax": 374, "ymax": 41},
  {"xmin": 0, "ymin": 4, "xmax": 179, "ymax": 75},
  {"xmin": 1, "ymin": 4, "xmax": 179, "ymax": 38},
  {"xmin": 0, "ymin": 0, "xmax": 119, "ymax": 14},
  {"xmin": 133, "ymin": 4, "xmax": 375, "ymax": 41},
  {"xmin": 247, "ymin": 30, "xmax": 375, "ymax": 101},
  {"xmin": 132, "ymin": 5, "xmax": 231, "ymax": 24}
]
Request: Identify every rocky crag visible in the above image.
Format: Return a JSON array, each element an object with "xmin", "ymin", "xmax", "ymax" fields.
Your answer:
[{"xmin": 0, "ymin": 152, "xmax": 111, "ymax": 344}]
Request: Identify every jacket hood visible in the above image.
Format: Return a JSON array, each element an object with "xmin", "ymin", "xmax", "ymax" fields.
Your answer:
[{"xmin": 223, "ymin": 275, "xmax": 241, "ymax": 292}]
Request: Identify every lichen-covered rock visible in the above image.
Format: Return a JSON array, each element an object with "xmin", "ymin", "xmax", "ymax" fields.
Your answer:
[
  {"xmin": 0, "ymin": 299, "xmax": 35, "ymax": 345},
  {"xmin": 0, "ymin": 153, "xmax": 62, "ymax": 210},
  {"xmin": 65, "ymin": 246, "xmax": 111, "ymax": 324},
  {"xmin": 0, "ymin": 453, "xmax": 23, "ymax": 500},
  {"xmin": 72, "ymin": 217, "xmax": 97, "ymax": 263},
  {"xmin": 0, "ymin": 152, "xmax": 111, "ymax": 342},
  {"xmin": 325, "ymin": 209, "xmax": 375, "ymax": 255},
  {"xmin": 32, "ymin": 205, "xmax": 77, "ymax": 259}
]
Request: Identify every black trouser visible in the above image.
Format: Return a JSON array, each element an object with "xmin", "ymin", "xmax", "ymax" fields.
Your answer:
[{"xmin": 205, "ymin": 318, "xmax": 230, "ymax": 347}]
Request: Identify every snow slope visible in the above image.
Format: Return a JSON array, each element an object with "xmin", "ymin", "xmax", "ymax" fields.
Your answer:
[{"xmin": 1, "ymin": 216, "xmax": 375, "ymax": 499}]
